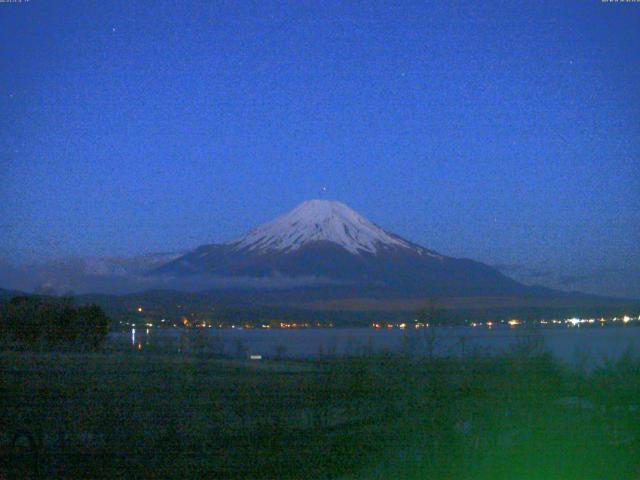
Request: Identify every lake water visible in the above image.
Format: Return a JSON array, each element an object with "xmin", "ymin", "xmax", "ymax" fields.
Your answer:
[{"xmin": 109, "ymin": 325, "xmax": 640, "ymax": 365}]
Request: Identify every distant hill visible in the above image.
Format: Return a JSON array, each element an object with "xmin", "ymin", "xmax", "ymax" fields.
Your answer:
[
  {"xmin": 155, "ymin": 200, "xmax": 538, "ymax": 297},
  {"xmin": 73, "ymin": 286, "xmax": 639, "ymax": 326},
  {"xmin": 2, "ymin": 201, "xmax": 636, "ymax": 320},
  {"xmin": 2, "ymin": 284, "xmax": 636, "ymax": 326}
]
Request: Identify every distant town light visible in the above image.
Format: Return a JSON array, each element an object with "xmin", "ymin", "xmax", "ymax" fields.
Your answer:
[{"xmin": 137, "ymin": 307, "xmax": 143, "ymax": 313}]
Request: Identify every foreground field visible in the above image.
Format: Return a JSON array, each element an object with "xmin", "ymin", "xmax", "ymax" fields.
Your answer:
[{"xmin": 1, "ymin": 344, "xmax": 639, "ymax": 479}]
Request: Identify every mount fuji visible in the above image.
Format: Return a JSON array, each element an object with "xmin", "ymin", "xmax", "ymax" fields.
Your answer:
[{"xmin": 154, "ymin": 200, "xmax": 534, "ymax": 297}]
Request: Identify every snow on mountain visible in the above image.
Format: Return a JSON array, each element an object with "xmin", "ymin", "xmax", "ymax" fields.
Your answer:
[
  {"xmin": 227, "ymin": 199, "xmax": 436, "ymax": 256},
  {"xmin": 149, "ymin": 199, "xmax": 534, "ymax": 297}
]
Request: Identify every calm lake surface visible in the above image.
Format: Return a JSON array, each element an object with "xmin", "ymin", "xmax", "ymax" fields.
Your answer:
[{"xmin": 110, "ymin": 325, "xmax": 640, "ymax": 365}]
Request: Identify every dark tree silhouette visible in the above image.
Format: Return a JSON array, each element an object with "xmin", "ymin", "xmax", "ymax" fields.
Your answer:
[
  {"xmin": 77, "ymin": 304, "xmax": 110, "ymax": 350},
  {"xmin": 0, "ymin": 296, "xmax": 110, "ymax": 350}
]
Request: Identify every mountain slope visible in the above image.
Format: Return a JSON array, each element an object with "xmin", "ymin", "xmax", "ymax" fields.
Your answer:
[{"xmin": 154, "ymin": 200, "xmax": 531, "ymax": 296}]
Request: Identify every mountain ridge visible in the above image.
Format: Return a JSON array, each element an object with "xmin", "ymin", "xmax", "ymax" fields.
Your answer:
[{"xmin": 153, "ymin": 200, "xmax": 534, "ymax": 297}]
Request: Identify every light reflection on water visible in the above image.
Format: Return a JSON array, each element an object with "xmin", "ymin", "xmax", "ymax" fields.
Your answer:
[{"xmin": 108, "ymin": 325, "xmax": 640, "ymax": 365}]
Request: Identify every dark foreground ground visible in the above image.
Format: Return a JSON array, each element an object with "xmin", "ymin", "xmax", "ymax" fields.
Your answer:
[{"xmin": 1, "ymin": 339, "xmax": 639, "ymax": 479}]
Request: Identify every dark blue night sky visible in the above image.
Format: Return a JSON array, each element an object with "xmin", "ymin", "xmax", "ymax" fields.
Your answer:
[{"xmin": 1, "ymin": 1, "xmax": 639, "ymax": 297}]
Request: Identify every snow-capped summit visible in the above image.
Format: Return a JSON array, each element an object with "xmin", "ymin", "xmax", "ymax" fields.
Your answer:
[
  {"xmin": 228, "ymin": 199, "xmax": 421, "ymax": 255},
  {"xmin": 154, "ymin": 199, "xmax": 526, "ymax": 297}
]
